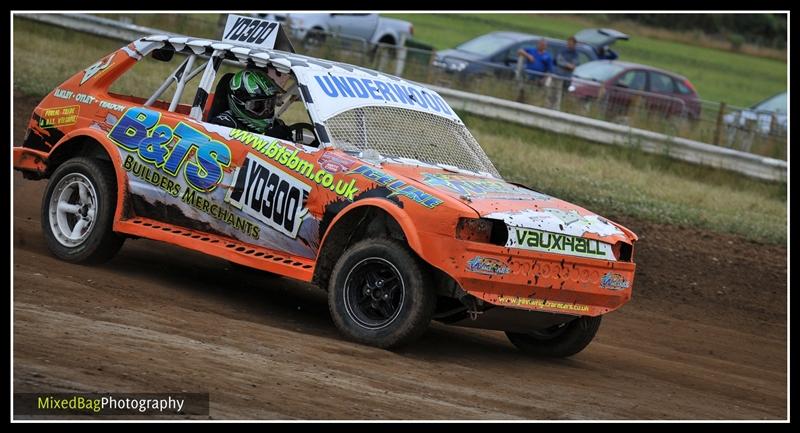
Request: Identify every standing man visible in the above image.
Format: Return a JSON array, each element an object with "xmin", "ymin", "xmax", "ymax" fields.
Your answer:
[
  {"xmin": 517, "ymin": 39, "xmax": 554, "ymax": 84},
  {"xmin": 557, "ymin": 36, "xmax": 580, "ymax": 75},
  {"xmin": 556, "ymin": 36, "xmax": 581, "ymax": 90}
]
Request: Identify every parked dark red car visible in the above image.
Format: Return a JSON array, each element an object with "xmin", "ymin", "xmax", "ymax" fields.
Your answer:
[{"xmin": 568, "ymin": 60, "xmax": 701, "ymax": 120}]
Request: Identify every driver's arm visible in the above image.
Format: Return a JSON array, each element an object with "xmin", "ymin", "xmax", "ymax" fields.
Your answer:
[
  {"xmin": 211, "ymin": 112, "xmax": 239, "ymax": 129},
  {"xmin": 267, "ymin": 118, "xmax": 294, "ymax": 141}
]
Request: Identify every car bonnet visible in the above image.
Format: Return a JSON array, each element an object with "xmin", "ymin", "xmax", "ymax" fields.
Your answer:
[{"xmin": 384, "ymin": 164, "xmax": 636, "ymax": 245}]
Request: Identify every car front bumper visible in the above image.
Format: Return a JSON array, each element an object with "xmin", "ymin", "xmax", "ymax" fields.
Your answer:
[
  {"xmin": 13, "ymin": 146, "xmax": 48, "ymax": 178},
  {"xmin": 419, "ymin": 231, "xmax": 636, "ymax": 317}
]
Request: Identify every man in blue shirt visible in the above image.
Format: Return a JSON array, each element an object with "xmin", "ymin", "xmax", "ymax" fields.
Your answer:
[{"xmin": 517, "ymin": 39, "xmax": 554, "ymax": 81}]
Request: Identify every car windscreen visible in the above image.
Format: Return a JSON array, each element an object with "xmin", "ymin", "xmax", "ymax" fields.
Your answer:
[
  {"xmin": 325, "ymin": 106, "xmax": 500, "ymax": 177},
  {"xmin": 457, "ymin": 34, "xmax": 516, "ymax": 57},
  {"xmin": 755, "ymin": 93, "xmax": 787, "ymax": 114},
  {"xmin": 572, "ymin": 62, "xmax": 626, "ymax": 82}
]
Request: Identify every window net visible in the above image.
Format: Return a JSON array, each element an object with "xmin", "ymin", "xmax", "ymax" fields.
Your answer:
[{"xmin": 325, "ymin": 106, "xmax": 500, "ymax": 177}]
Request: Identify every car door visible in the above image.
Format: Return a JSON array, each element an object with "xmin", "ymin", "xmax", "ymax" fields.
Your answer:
[
  {"xmin": 646, "ymin": 71, "xmax": 682, "ymax": 116},
  {"xmin": 608, "ymin": 69, "xmax": 646, "ymax": 116},
  {"xmin": 488, "ymin": 40, "xmax": 531, "ymax": 79},
  {"xmin": 328, "ymin": 13, "xmax": 379, "ymax": 42},
  {"xmin": 673, "ymin": 77, "xmax": 700, "ymax": 119}
]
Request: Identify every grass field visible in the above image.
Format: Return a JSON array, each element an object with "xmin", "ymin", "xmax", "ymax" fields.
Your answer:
[
  {"xmin": 467, "ymin": 113, "xmax": 786, "ymax": 244},
  {"xmin": 12, "ymin": 16, "xmax": 787, "ymax": 244},
  {"xmin": 387, "ymin": 13, "xmax": 787, "ymax": 108}
]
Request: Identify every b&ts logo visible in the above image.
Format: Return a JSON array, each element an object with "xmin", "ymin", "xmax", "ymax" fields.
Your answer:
[
  {"xmin": 226, "ymin": 154, "xmax": 311, "ymax": 239},
  {"xmin": 108, "ymin": 107, "xmax": 231, "ymax": 192}
]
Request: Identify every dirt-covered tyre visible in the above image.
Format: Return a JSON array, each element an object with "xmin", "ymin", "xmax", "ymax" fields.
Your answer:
[
  {"xmin": 328, "ymin": 238, "xmax": 436, "ymax": 349},
  {"xmin": 41, "ymin": 157, "xmax": 124, "ymax": 264},
  {"xmin": 506, "ymin": 315, "xmax": 602, "ymax": 358}
]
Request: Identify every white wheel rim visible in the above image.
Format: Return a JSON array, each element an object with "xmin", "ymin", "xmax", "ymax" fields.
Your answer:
[{"xmin": 48, "ymin": 173, "xmax": 98, "ymax": 247}]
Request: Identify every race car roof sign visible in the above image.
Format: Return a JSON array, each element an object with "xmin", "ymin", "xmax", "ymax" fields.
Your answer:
[
  {"xmin": 294, "ymin": 68, "xmax": 461, "ymax": 123},
  {"xmin": 222, "ymin": 14, "xmax": 295, "ymax": 53}
]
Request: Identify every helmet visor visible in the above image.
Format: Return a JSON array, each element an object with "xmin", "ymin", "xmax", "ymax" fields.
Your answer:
[{"xmin": 233, "ymin": 94, "xmax": 276, "ymax": 119}]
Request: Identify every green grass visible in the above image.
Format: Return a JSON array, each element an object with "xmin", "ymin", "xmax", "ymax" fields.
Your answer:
[
  {"xmin": 387, "ymin": 13, "xmax": 787, "ymax": 108},
  {"xmin": 464, "ymin": 112, "xmax": 786, "ymax": 244},
  {"xmin": 13, "ymin": 19, "xmax": 123, "ymax": 97},
  {"xmin": 12, "ymin": 16, "xmax": 786, "ymax": 244}
]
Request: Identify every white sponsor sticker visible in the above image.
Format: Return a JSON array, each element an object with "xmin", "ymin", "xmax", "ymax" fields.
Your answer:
[
  {"xmin": 222, "ymin": 14, "xmax": 281, "ymax": 50},
  {"xmin": 225, "ymin": 153, "xmax": 310, "ymax": 239},
  {"xmin": 292, "ymin": 67, "xmax": 462, "ymax": 123},
  {"xmin": 486, "ymin": 208, "xmax": 624, "ymax": 238},
  {"xmin": 81, "ymin": 54, "xmax": 115, "ymax": 85}
]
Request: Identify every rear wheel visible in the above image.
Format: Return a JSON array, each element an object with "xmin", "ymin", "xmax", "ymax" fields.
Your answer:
[
  {"xmin": 506, "ymin": 315, "xmax": 602, "ymax": 358},
  {"xmin": 328, "ymin": 238, "xmax": 435, "ymax": 349},
  {"xmin": 41, "ymin": 157, "xmax": 124, "ymax": 264}
]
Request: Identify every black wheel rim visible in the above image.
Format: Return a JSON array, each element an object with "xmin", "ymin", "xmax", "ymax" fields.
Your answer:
[{"xmin": 343, "ymin": 257, "xmax": 405, "ymax": 330}]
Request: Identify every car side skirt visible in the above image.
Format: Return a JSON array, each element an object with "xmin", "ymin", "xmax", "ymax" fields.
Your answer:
[{"xmin": 115, "ymin": 217, "xmax": 316, "ymax": 282}]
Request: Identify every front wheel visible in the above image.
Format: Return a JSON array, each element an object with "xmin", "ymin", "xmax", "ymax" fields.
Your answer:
[
  {"xmin": 328, "ymin": 238, "xmax": 435, "ymax": 349},
  {"xmin": 41, "ymin": 157, "xmax": 124, "ymax": 264},
  {"xmin": 506, "ymin": 315, "xmax": 602, "ymax": 358}
]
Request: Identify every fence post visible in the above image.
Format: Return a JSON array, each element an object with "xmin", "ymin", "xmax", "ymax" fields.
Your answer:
[
  {"xmin": 394, "ymin": 33, "xmax": 408, "ymax": 77},
  {"xmin": 553, "ymin": 76, "xmax": 563, "ymax": 111},
  {"xmin": 515, "ymin": 55, "xmax": 525, "ymax": 102},
  {"xmin": 713, "ymin": 102, "xmax": 727, "ymax": 146},
  {"xmin": 376, "ymin": 44, "xmax": 390, "ymax": 72}
]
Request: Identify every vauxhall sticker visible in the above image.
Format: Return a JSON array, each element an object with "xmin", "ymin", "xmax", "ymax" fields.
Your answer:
[
  {"xmin": 508, "ymin": 227, "xmax": 615, "ymax": 261},
  {"xmin": 225, "ymin": 153, "xmax": 311, "ymax": 239}
]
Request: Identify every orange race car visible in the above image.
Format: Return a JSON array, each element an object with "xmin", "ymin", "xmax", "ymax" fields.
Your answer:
[{"xmin": 13, "ymin": 16, "xmax": 638, "ymax": 357}]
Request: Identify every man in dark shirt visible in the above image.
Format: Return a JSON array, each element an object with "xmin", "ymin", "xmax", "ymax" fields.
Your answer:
[
  {"xmin": 557, "ymin": 36, "xmax": 580, "ymax": 75},
  {"xmin": 556, "ymin": 36, "xmax": 581, "ymax": 89},
  {"xmin": 210, "ymin": 68, "xmax": 293, "ymax": 141}
]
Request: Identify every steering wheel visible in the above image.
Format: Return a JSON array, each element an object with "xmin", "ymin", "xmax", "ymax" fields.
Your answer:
[{"xmin": 288, "ymin": 122, "xmax": 320, "ymax": 147}]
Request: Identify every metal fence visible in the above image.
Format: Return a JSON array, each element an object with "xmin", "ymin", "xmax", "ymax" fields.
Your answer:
[
  {"xmin": 92, "ymin": 13, "xmax": 786, "ymax": 161},
  {"xmin": 376, "ymin": 50, "xmax": 787, "ymax": 161}
]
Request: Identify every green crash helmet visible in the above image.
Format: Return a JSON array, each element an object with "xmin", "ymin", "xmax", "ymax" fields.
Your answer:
[{"xmin": 228, "ymin": 69, "xmax": 282, "ymax": 131}]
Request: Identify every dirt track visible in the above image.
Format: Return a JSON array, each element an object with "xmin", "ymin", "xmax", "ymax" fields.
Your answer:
[{"xmin": 12, "ymin": 93, "xmax": 787, "ymax": 419}]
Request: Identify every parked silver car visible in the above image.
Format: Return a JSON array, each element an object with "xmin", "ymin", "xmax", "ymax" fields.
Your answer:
[
  {"xmin": 259, "ymin": 13, "xmax": 413, "ymax": 47},
  {"xmin": 724, "ymin": 91, "xmax": 787, "ymax": 135}
]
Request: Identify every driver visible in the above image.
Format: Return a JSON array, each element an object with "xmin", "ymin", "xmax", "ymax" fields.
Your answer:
[{"xmin": 211, "ymin": 68, "xmax": 293, "ymax": 140}]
